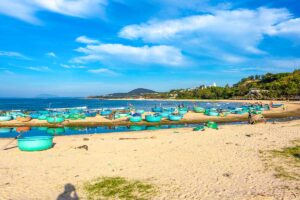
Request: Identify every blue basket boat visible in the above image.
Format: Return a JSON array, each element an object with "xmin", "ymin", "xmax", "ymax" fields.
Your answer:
[
  {"xmin": 46, "ymin": 116, "xmax": 65, "ymax": 124},
  {"xmin": 17, "ymin": 136, "xmax": 53, "ymax": 152},
  {"xmin": 145, "ymin": 115, "xmax": 162, "ymax": 122}
]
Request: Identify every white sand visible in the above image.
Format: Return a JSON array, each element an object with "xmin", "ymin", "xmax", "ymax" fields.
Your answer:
[{"xmin": 0, "ymin": 120, "xmax": 299, "ymax": 199}]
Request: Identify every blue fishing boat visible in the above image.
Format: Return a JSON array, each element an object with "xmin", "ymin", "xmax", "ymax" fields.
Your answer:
[{"xmin": 17, "ymin": 136, "xmax": 53, "ymax": 152}]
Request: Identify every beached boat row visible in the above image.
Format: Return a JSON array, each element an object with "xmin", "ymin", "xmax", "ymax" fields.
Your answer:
[{"xmin": 0, "ymin": 103, "xmax": 283, "ymax": 124}]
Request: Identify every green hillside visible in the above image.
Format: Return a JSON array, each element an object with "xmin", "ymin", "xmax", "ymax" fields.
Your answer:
[{"xmin": 167, "ymin": 70, "xmax": 300, "ymax": 100}]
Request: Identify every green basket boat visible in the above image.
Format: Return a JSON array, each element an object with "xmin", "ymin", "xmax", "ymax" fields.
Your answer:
[
  {"xmin": 193, "ymin": 125, "xmax": 205, "ymax": 131},
  {"xmin": 17, "ymin": 136, "xmax": 53, "ymax": 152},
  {"xmin": 206, "ymin": 121, "xmax": 218, "ymax": 129}
]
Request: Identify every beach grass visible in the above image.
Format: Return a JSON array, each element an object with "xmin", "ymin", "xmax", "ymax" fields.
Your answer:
[
  {"xmin": 261, "ymin": 140, "xmax": 300, "ymax": 180},
  {"xmin": 84, "ymin": 177, "xmax": 156, "ymax": 200}
]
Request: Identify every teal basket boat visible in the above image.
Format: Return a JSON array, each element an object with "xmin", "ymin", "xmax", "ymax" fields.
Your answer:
[
  {"xmin": 145, "ymin": 115, "xmax": 162, "ymax": 123},
  {"xmin": 159, "ymin": 112, "xmax": 170, "ymax": 118},
  {"xmin": 17, "ymin": 136, "xmax": 53, "ymax": 152},
  {"xmin": 193, "ymin": 107, "xmax": 205, "ymax": 113},
  {"xmin": 0, "ymin": 116, "xmax": 12, "ymax": 121},
  {"xmin": 208, "ymin": 111, "xmax": 219, "ymax": 116},
  {"xmin": 136, "ymin": 109, "xmax": 145, "ymax": 114},
  {"xmin": 46, "ymin": 116, "xmax": 65, "ymax": 124},
  {"xmin": 168, "ymin": 114, "xmax": 182, "ymax": 121},
  {"xmin": 129, "ymin": 116, "xmax": 142, "ymax": 123}
]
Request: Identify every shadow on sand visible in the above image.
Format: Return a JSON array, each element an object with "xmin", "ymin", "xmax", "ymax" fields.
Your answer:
[{"xmin": 57, "ymin": 183, "xmax": 79, "ymax": 200}]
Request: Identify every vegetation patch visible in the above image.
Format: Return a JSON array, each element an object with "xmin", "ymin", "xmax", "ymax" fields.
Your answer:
[
  {"xmin": 84, "ymin": 177, "xmax": 157, "ymax": 200},
  {"xmin": 260, "ymin": 140, "xmax": 300, "ymax": 180}
]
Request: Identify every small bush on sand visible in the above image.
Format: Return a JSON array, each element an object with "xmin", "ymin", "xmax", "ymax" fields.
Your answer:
[{"xmin": 84, "ymin": 177, "xmax": 156, "ymax": 200}]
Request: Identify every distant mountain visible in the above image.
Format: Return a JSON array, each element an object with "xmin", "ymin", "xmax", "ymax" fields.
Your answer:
[
  {"xmin": 36, "ymin": 94, "xmax": 58, "ymax": 98},
  {"xmin": 88, "ymin": 88, "xmax": 157, "ymax": 99},
  {"xmin": 128, "ymin": 88, "xmax": 156, "ymax": 95}
]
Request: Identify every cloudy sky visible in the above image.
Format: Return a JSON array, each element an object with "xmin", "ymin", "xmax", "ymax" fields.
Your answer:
[{"xmin": 0, "ymin": 0, "xmax": 299, "ymax": 97}]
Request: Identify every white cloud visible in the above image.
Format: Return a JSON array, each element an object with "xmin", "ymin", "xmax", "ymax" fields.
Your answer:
[
  {"xmin": 76, "ymin": 36, "xmax": 99, "ymax": 44},
  {"xmin": 0, "ymin": 51, "xmax": 29, "ymax": 59},
  {"xmin": 0, "ymin": 0, "xmax": 107, "ymax": 24},
  {"xmin": 26, "ymin": 66, "xmax": 50, "ymax": 72},
  {"xmin": 73, "ymin": 42, "xmax": 186, "ymax": 66},
  {"xmin": 61, "ymin": 64, "xmax": 86, "ymax": 69},
  {"xmin": 46, "ymin": 52, "xmax": 56, "ymax": 58},
  {"xmin": 119, "ymin": 7, "xmax": 294, "ymax": 60},
  {"xmin": 269, "ymin": 18, "xmax": 300, "ymax": 37},
  {"xmin": 88, "ymin": 68, "xmax": 119, "ymax": 75}
]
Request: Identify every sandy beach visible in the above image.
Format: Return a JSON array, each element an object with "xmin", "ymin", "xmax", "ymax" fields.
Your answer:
[{"xmin": 0, "ymin": 119, "xmax": 299, "ymax": 199}]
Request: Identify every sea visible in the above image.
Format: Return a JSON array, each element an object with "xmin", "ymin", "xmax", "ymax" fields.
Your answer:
[{"xmin": 0, "ymin": 98, "xmax": 242, "ymax": 111}]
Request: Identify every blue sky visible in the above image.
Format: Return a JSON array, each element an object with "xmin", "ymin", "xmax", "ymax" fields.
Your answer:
[{"xmin": 0, "ymin": 0, "xmax": 299, "ymax": 97}]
